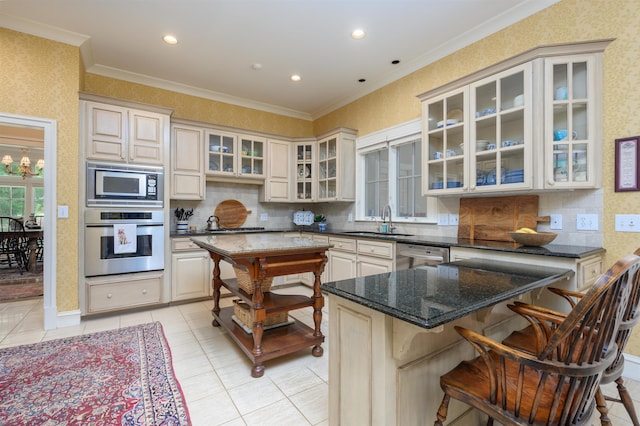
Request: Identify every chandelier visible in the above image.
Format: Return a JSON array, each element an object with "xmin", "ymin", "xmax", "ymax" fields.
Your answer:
[{"xmin": 1, "ymin": 148, "xmax": 44, "ymax": 179}]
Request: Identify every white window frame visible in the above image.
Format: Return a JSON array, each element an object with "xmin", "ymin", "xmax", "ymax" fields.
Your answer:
[
  {"xmin": 0, "ymin": 175, "xmax": 44, "ymax": 218},
  {"xmin": 356, "ymin": 119, "xmax": 437, "ymax": 223}
]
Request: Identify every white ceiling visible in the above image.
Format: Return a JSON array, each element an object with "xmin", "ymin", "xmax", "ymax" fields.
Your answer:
[{"xmin": 1, "ymin": 0, "xmax": 558, "ymax": 120}]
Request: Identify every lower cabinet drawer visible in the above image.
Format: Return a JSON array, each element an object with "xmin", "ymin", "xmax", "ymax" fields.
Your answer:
[
  {"xmin": 578, "ymin": 256, "xmax": 603, "ymax": 291},
  {"xmin": 87, "ymin": 272, "xmax": 163, "ymax": 313}
]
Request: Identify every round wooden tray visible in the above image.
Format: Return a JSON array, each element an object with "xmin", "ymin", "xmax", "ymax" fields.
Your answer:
[{"xmin": 214, "ymin": 199, "xmax": 251, "ymax": 228}]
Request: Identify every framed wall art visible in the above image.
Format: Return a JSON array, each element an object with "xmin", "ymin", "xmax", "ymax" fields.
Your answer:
[{"xmin": 615, "ymin": 136, "xmax": 640, "ymax": 192}]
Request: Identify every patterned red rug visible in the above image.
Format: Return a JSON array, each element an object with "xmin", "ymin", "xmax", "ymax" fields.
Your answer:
[{"xmin": 0, "ymin": 322, "xmax": 190, "ymax": 425}]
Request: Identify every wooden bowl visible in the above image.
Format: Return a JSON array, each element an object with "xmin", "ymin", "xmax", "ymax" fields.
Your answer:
[{"xmin": 509, "ymin": 231, "xmax": 557, "ymax": 246}]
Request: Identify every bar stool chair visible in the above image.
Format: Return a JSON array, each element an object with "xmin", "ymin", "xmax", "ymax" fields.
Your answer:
[
  {"xmin": 502, "ymin": 248, "xmax": 640, "ymax": 426},
  {"xmin": 434, "ymin": 253, "xmax": 640, "ymax": 425}
]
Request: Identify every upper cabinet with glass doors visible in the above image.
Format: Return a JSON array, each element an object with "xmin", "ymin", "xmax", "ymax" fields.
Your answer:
[
  {"xmin": 205, "ymin": 130, "xmax": 266, "ymax": 180},
  {"xmin": 294, "ymin": 142, "xmax": 315, "ymax": 202},
  {"xmin": 544, "ymin": 55, "xmax": 600, "ymax": 189},
  {"xmin": 422, "ymin": 88, "xmax": 467, "ymax": 194},
  {"xmin": 317, "ymin": 129, "xmax": 357, "ymax": 202},
  {"xmin": 419, "ymin": 41, "xmax": 607, "ymax": 196},
  {"xmin": 470, "ymin": 63, "xmax": 533, "ymax": 193}
]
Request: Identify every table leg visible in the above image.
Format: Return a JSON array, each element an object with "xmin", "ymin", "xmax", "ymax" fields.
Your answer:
[
  {"xmin": 211, "ymin": 256, "xmax": 222, "ymax": 327},
  {"xmin": 311, "ymin": 270, "xmax": 324, "ymax": 357},
  {"xmin": 251, "ymin": 271, "xmax": 266, "ymax": 377}
]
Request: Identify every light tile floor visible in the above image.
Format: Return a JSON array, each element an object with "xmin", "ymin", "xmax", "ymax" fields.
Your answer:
[{"xmin": 1, "ymin": 287, "xmax": 639, "ymax": 426}]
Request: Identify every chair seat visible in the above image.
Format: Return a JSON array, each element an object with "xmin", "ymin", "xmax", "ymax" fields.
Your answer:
[{"xmin": 441, "ymin": 348, "xmax": 594, "ymax": 425}]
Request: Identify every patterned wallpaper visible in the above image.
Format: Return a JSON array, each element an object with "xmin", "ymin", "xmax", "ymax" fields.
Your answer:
[
  {"xmin": 83, "ymin": 74, "xmax": 314, "ymax": 138},
  {"xmin": 0, "ymin": 28, "xmax": 81, "ymax": 312}
]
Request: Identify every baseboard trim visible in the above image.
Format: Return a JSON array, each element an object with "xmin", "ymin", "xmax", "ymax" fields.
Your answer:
[
  {"xmin": 624, "ymin": 353, "xmax": 640, "ymax": 381},
  {"xmin": 57, "ymin": 309, "xmax": 81, "ymax": 328}
]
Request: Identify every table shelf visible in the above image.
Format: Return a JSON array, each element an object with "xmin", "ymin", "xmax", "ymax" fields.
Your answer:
[{"xmin": 214, "ymin": 307, "xmax": 324, "ymax": 364}]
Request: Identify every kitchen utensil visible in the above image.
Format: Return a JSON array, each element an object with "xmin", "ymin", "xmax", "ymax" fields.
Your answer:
[
  {"xmin": 509, "ymin": 231, "xmax": 557, "ymax": 246},
  {"xmin": 206, "ymin": 215, "xmax": 219, "ymax": 231},
  {"xmin": 214, "ymin": 200, "xmax": 251, "ymax": 228}
]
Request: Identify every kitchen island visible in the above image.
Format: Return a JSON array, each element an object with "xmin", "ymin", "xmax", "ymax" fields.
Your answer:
[
  {"xmin": 190, "ymin": 233, "xmax": 331, "ymax": 377},
  {"xmin": 320, "ymin": 259, "xmax": 574, "ymax": 425}
]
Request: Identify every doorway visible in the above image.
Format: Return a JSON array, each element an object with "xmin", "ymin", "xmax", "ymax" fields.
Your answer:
[{"xmin": 0, "ymin": 113, "xmax": 56, "ymax": 330}]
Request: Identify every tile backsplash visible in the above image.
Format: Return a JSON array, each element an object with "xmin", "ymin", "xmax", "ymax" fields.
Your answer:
[{"xmin": 171, "ymin": 182, "xmax": 603, "ymax": 247}]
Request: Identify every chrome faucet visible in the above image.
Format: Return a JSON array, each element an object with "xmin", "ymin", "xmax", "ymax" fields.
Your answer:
[{"xmin": 380, "ymin": 204, "xmax": 395, "ymax": 233}]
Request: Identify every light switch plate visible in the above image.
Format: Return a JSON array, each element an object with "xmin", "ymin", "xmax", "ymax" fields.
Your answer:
[
  {"xmin": 449, "ymin": 214, "xmax": 459, "ymax": 226},
  {"xmin": 576, "ymin": 214, "xmax": 598, "ymax": 231},
  {"xmin": 57, "ymin": 205, "xmax": 68, "ymax": 218},
  {"xmin": 615, "ymin": 214, "xmax": 640, "ymax": 232},
  {"xmin": 549, "ymin": 214, "xmax": 562, "ymax": 230},
  {"xmin": 437, "ymin": 214, "xmax": 449, "ymax": 226},
  {"xmin": 260, "ymin": 213, "xmax": 268, "ymax": 221}
]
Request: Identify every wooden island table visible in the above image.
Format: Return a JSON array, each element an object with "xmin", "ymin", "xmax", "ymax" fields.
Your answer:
[{"xmin": 191, "ymin": 233, "xmax": 330, "ymax": 377}]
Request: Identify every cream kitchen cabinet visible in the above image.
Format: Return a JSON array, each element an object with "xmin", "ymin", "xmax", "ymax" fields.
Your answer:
[
  {"xmin": 328, "ymin": 236, "xmax": 357, "ymax": 282},
  {"xmin": 260, "ymin": 139, "xmax": 291, "ymax": 202},
  {"xmin": 85, "ymin": 271, "xmax": 164, "ymax": 314},
  {"xmin": 81, "ymin": 99, "xmax": 169, "ymax": 166},
  {"xmin": 421, "ymin": 63, "xmax": 533, "ymax": 195},
  {"xmin": 357, "ymin": 239, "xmax": 395, "ymax": 277},
  {"xmin": 171, "ymin": 238, "xmax": 212, "ymax": 301},
  {"xmin": 317, "ymin": 128, "xmax": 357, "ymax": 202},
  {"xmin": 544, "ymin": 54, "xmax": 602, "ymax": 189},
  {"xmin": 293, "ymin": 141, "xmax": 316, "ymax": 202},
  {"xmin": 449, "ymin": 246, "xmax": 603, "ymax": 312},
  {"xmin": 205, "ymin": 130, "xmax": 266, "ymax": 181},
  {"xmin": 419, "ymin": 41, "xmax": 608, "ymax": 196},
  {"xmin": 328, "ymin": 236, "xmax": 394, "ymax": 281},
  {"xmin": 170, "ymin": 123, "xmax": 205, "ymax": 200}
]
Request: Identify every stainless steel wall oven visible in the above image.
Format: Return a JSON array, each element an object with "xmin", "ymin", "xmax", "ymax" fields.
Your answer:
[{"xmin": 84, "ymin": 210, "xmax": 164, "ymax": 277}]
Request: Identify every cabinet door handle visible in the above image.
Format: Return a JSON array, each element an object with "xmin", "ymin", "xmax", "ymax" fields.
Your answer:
[
  {"xmin": 142, "ymin": 289, "xmax": 148, "ymax": 295},
  {"xmin": 107, "ymin": 293, "xmax": 112, "ymax": 299}
]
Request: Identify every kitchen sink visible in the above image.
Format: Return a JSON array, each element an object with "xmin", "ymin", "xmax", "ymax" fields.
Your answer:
[{"xmin": 340, "ymin": 231, "xmax": 414, "ymax": 237}]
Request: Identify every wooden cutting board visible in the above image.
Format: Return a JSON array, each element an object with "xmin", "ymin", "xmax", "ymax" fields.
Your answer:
[
  {"xmin": 214, "ymin": 199, "xmax": 252, "ymax": 228},
  {"xmin": 458, "ymin": 195, "xmax": 548, "ymax": 242}
]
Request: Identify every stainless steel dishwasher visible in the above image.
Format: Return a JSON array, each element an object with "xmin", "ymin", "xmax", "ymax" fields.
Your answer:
[{"xmin": 395, "ymin": 243, "xmax": 449, "ymax": 270}]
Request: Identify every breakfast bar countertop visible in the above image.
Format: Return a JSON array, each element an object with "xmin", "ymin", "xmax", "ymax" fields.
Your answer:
[{"xmin": 320, "ymin": 258, "xmax": 575, "ymax": 329}]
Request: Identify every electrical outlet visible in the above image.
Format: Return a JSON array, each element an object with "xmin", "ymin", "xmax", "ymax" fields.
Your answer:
[
  {"xmin": 260, "ymin": 213, "xmax": 268, "ymax": 221},
  {"xmin": 449, "ymin": 214, "xmax": 459, "ymax": 226},
  {"xmin": 576, "ymin": 214, "xmax": 598, "ymax": 231},
  {"xmin": 348, "ymin": 213, "xmax": 353, "ymax": 222},
  {"xmin": 549, "ymin": 214, "xmax": 562, "ymax": 230},
  {"xmin": 615, "ymin": 214, "xmax": 640, "ymax": 232},
  {"xmin": 437, "ymin": 214, "xmax": 449, "ymax": 226}
]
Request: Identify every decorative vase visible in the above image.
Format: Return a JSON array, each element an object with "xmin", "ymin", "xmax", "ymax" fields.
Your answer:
[
  {"xmin": 176, "ymin": 220, "xmax": 189, "ymax": 233},
  {"xmin": 318, "ymin": 222, "xmax": 327, "ymax": 232}
]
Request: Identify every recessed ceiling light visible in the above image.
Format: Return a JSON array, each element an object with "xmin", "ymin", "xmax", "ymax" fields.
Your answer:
[
  {"xmin": 163, "ymin": 35, "xmax": 178, "ymax": 45},
  {"xmin": 252, "ymin": 63, "xmax": 263, "ymax": 70},
  {"xmin": 358, "ymin": 78, "xmax": 366, "ymax": 83},
  {"xmin": 351, "ymin": 29, "xmax": 365, "ymax": 40},
  {"xmin": 290, "ymin": 74, "xmax": 301, "ymax": 82},
  {"xmin": 391, "ymin": 59, "xmax": 400, "ymax": 65}
]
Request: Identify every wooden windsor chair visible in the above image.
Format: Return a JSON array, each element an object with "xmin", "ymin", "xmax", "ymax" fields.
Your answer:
[
  {"xmin": 502, "ymin": 248, "xmax": 640, "ymax": 426},
  {"xmin": 434, "ymin": 252, "xmax": 640, "ymax": 425}
]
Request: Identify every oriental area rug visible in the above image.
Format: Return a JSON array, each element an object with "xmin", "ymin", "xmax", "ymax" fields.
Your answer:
[{"xmin": 0, "ymin": 322, "xmax": 190, "ymax": 425}]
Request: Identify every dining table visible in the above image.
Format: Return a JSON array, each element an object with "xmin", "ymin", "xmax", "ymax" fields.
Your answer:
[{"xmin": 0, "ymin": 227, "xmax": 42, "ymax": 272}]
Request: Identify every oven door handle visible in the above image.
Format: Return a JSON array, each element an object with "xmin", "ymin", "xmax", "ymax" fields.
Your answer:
[{"xmin": 85, "ymin": 223, "xmax": 164, "ymax": 228}]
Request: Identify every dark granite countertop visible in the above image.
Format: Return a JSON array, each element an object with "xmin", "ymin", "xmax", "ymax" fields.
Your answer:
[
  {"xmin": 320, "ymin": 258, "xmax": 575, "ymax": 329},
  {"xmin": 170, "ymin": 227, "xmax": 604, "ymax": 259}
]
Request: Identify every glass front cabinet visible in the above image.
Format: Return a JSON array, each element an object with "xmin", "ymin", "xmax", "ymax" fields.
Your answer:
[
  {"xmin": 205, "ymin": 130, "xmax": 266, "ymax": 180},
  {"xmin": 317, "ymin": 129, "xmax": 357, "ymax": 202},
  {"xmin": 294, "ymin": 142, "xmax": 315, "ymax": 202},
  {"xmin": 419, "ymin": 43, "xmax": 605, "ymax": 196},
  {"xmin": 544, "ymin": 55, "xmax": 600, "ymax": 189},
  {"xmin": 470, "ymin": 63, "xmax": 533, "ymax": 193}
]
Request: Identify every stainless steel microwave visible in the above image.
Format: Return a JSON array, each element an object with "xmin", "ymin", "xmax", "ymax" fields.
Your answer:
[{"xmin": 86, "ymin": 161, "xmax": 163, "ymax": 208}]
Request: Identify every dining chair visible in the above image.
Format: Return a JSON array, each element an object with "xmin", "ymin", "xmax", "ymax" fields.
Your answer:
[
  {"xmin": 434, "ymin": 253, "xmax": 640, "ymax": 425},
  {"xmin": 502, "ymin": 248, "xmax": 640, "ymax": 426},
  {"xmin": 0, "ymin": 216, "xmax": 29, "ymax": 274}
]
